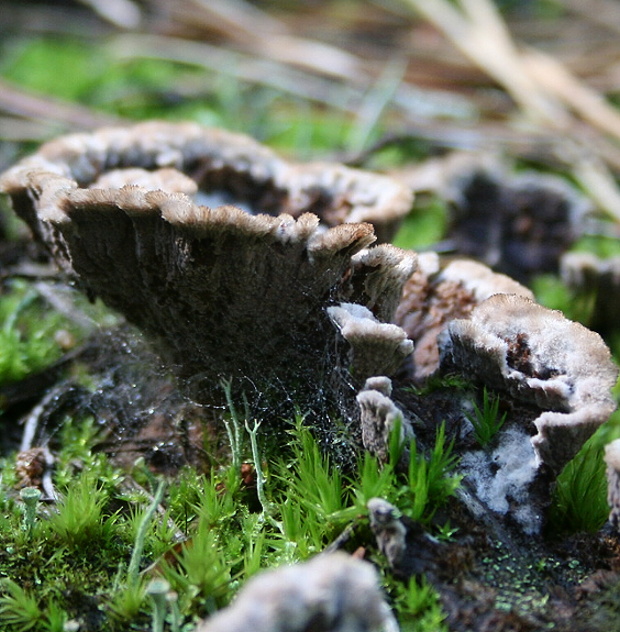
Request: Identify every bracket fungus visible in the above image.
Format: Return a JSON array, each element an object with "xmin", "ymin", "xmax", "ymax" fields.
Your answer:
[
  {"xmin": 0, "ymin": 121, "xmax": 412, "ymax": 239},
  {"xmin": 194, "ymin": 552, "xmax": 399, "ymax": 632},
  {"xmin": 368, "ymin": 497, "xmax": 408, "ymax": 569},
  {"xmin": 396, "ymin": 152, "xmax": 589, "ymax": 282},
  {"xmin": 356, "ymin": 376, "xmax": 414, "ymax": 461},
  {"xmin": 328, "ymin": 303, "xmax": 414, "ymax": 382},
  {"xmin": 438, "ymin": 294, "xmax": 617, "ymax": 532},
  {"xmin": 2, "ymin": 122, "xmax": 618, "ymax": 538},
  {"xmin": 367, "ymin": 497, "xmax": 445, "ymax": 579},
  {"xmin": 605, "ymin": 439, "xmax": 620, "ymax": 532},
  {"xmin": 352, "ymin": 288, "xmax": 618, "ymax": 534},
  {"xmin": 0, "ymin": 122, "xmax": 415, "ymax": 421},
  {"xmin": 440, "ymin": 293, "xmax": 617, "ymax": 470},
  {"xmin": 395, "ymin": 254, "xmax": 533, "ymax": 379},
  {"xmin": 445, "ymin": 159, "xmax": 589, "ymax": 282}
]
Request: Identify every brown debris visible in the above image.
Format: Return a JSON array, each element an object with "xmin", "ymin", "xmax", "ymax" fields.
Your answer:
[{"xmin": 14, "ymin": 447, "xmax": 46, "ymax": 489}]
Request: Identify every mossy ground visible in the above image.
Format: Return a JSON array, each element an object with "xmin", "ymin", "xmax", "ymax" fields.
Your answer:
[{"xmin": 2, "ymin": 5, "xmax": 620, "ymax": 631}]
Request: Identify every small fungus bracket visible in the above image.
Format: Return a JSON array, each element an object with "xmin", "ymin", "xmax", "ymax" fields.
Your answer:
[
  {"xmin": 367, "ymin": 497, "xmax": 407, "ymax": 569},
  {"xmin": 356, "ymin": 377, "xmax": 414, "ymax": 461},
  {"xmin": 194, "ymin": 552, "xmax": 399, "ymax": 632},
  {"xmin": 328, "ymin": 304, "xmax": 413, "ymax": 383},
  {"xmin": 440, "ymin": 293, "xmax": 618, "ymax": 474}
]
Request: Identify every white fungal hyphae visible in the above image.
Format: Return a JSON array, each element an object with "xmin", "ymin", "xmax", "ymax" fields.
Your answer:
[
  {"xmin": 459, "ymin": 427, "xmax": 541, "ymax": 534},
  {"xmin": 194, "ymin": 552, "xmax": 399, "ymax": 632}
]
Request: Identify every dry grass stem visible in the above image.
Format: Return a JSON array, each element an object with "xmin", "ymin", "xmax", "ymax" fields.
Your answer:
[
  {"xmin": 0, "ymin": 78, "xmax": 121, "ymax": 132},
  {"xmin": 401, "ymin": 0, "xmax": 620, "ymax": 223},
  {"xmin": 401, "ymin": 0, "xmax": 567, "ymax": 126}
]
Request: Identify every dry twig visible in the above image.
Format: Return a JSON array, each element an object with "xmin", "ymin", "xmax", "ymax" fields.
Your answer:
[{"xmin": 399, "ymin": 0, "xmax": 620, "ymax": 221}]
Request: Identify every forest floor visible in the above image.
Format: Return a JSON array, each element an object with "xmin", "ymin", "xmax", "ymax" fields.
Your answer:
[{"xmin": 2, "ymin": 2, "xmax": 620, "ymax": 631}]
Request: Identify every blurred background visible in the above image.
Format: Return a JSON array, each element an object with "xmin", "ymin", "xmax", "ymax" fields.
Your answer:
[
  {"xmin": 4, "ymin": 1, "xmax": 620, "ymax": 295},
  {"xmin": 2, "ymin": 0, "xmax": 620, "ymax": 170},
  {"xmin": 5, "ymin": 0, "xmax": 620, "ymax": 336}
]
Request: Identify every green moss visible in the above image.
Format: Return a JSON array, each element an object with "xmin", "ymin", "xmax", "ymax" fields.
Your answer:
[
  {"xmin": 478, "ymin": 541, "xmax": 562, "ymax": 622},
  {"xmin": 1, "ymin": 38, "xmax": 201, "ymax": 119},
  {"xmin": 0, "ymin": 281, "xmax": 71, "ymax": 387},
  {"xmin": 48, "ymin": 473, "xmax": 118, "ymax": 550},
  {"xmin": 359, "ymin": 137, "xmax": 434, "ymax": 171},
  {"xmin": 0, "ymin": 579, "xmax": 47, "ymax": 632},
  {"xmin": 395, "ymin": 577, "xmax": 449, "ymax": 632},
  {"xmin": 0, "ymin": 399, "xmax": 462, "ymax": 631},
  {"xmin": 547, "ymin": 435, "xmax": 609, "ymax": 535},
  {"xmin": 465, "ymin": 387, "xmax": 507, "ymax": 448}
]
